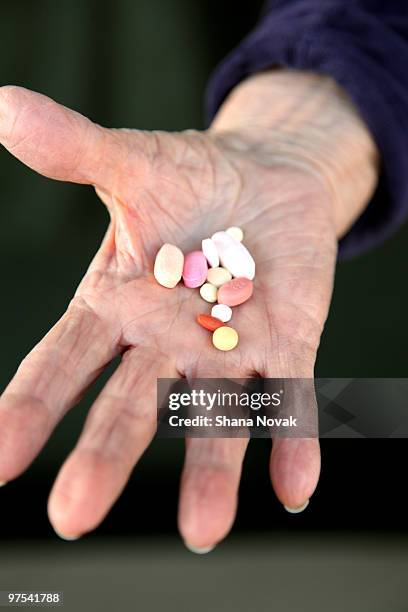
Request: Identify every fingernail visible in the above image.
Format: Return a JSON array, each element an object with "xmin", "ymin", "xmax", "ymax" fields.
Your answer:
[
  {"xmin": 0, "ymin": 481, "xmax": 7, "ymax": 487},
  {"xmin": 184, "ymin": 542, "xmax": 216, "ymax": 555},
  {"xmin": 284, "ymin": 499, "xmax": 310, "ymax": 514},
  {"xmin": 54, "ymin": 529, "xmax": 81, "ymax": 541}
]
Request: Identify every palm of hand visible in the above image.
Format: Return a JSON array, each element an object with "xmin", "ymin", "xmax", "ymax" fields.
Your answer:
[
  {"xmin": 81, "ymin": 130, "xmax": 334, "ymax": 377},
  {"xmin": 0, "ymin": 86, "xmax": 335, "ymax": 547}
]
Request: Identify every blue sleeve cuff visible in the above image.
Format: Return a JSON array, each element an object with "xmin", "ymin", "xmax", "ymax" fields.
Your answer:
[{"xmin": 205, "ymin": 2, "xmax": 408, "ymax": 258}]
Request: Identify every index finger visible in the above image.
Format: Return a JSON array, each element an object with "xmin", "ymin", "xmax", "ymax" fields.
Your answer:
[{"xmin": 0, "ymin": 302, "xmax": 118, "ymax": 483}]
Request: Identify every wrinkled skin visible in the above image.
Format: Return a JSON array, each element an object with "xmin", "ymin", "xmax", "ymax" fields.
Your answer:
[{"xmin": 0, "ymin": 72, "xmax": 377, "ymax": 548}]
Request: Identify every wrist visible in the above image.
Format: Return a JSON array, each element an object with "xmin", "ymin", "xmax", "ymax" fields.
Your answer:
[{"xmin": 209, "ymin": 70, "xmax": 380, "ymax": 238}]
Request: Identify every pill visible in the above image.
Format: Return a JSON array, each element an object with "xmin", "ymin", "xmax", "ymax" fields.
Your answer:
[
  {"xmin": 197, "ymin": 314, "xmax": 225, "ymax": 331},
  {"xmin": 211, "ymin": 303, "xmax": 232, "ymax": 322},
  {"xmin": 154, "ymin": 243, "xmax": 184, "ymax": 288},
  {"xmin": 226, "ymin": 226, "xmax": 244, "ymax": 242},
  {"xmin": 217, "ymin": 277, "xmax": 253, "ymax": 307},
  {"xmin": 182, "ymin": 251, "xmax": 208, "ymax": 288},
  {"xmin": 202, "ymin": 238, "xmax": 219, "ymax": 268},
  {"xmin": 200, "ymin": 282, "xmax": 218, "ymax": 303},
  {"xmin": 206, "ymin": 266, "xmax": 232, "ymax": 288},
  {"xmin": 212, "ymin": 326, "xmax": 239, "ymax": 351},
  {"xmin": 211, "ymin": 231, "xmax": 255, "ymax": 280}
]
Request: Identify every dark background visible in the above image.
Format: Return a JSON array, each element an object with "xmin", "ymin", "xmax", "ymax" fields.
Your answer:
[{"xmin": 1, "ymin": 1, "xmax": 407, "ymax": 610}]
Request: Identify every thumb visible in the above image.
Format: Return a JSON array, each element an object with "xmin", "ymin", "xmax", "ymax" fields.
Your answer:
[{"xmin": 0, "ymin": 85, "xmax": 123, "ymax": 187}]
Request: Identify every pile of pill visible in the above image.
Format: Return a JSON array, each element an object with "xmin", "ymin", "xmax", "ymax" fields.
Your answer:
[{"xmin": 153, "ymin": 227, "xmax": 255, "ymax": 351}]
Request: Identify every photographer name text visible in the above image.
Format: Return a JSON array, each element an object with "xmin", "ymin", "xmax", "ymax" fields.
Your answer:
[{"xmin": 167, "ymin": 415, "xmax": 297, "ymax": 428}]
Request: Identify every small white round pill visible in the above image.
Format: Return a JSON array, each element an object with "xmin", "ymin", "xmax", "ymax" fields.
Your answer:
[
  {"xmin": 200, "ymin": 282, "xmax": 218, "ymax": 303},
  {"xmin": 226, "ymin": 226, "xmax": 244, "ymax": 242},
  {"xmin": 211, "ymin": 304, "xmax": 232, "ymax": 323}
]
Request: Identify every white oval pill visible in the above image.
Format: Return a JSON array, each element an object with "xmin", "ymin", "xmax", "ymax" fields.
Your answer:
[
  {"xmin": 200, "ymin": 282, "xmax": 218, "ymax": 303},
  {"xmin": 154, "ymin": 243, "xmax": 184, "ymax": 288},
  {"xmin": 226, "ymin": 226, "xmax": 244, "ymax": 242},
  {"xmin": 206, "ymin": 267, "xmax": 232, "ymax": 288},
  {"xmin": 211, "ymin": 231, "xmax": 255, "ymax": 280},
  {"xmin": 211, "ymin": 304, "xmax": 232, "ymax": 322},
  {"xmin": 202, "ymin": 238, "xmax": 219, "ymax": 268}
]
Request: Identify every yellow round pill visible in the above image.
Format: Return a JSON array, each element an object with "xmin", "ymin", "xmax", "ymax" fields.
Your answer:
[{"xmin": 212, "ymin": 326, "xmax": 239, "ymax": 351}]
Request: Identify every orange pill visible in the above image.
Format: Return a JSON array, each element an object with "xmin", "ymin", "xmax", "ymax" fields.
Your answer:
[
  {"xmin": 196, "ymin": 314, "xmax": 226, "ymax": 332},
  {"xmin": 217, "ymin": 277, "xmax": 253, "ymax": 307}
]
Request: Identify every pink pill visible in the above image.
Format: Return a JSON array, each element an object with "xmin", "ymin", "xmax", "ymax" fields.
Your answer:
[
  {"xmin": 182, "ymin": 251, "xmax": 208, "ymax": 288},
  {"xmin": 217, "ymin": 277, "xmax": 253, "ymax": 306}
]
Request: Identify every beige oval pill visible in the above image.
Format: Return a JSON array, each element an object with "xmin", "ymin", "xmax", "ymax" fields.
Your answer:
[
  {"xmin": 154, "ymin": 243, "xmax": 184, "ymax": 288},
  {"xmin": 212, "ymin": 326, "xmax": 239, "ymax": 351},
  {"xmin": 226, "ymin": 226, "xmax": 244, "ymax": 242},
  {"xmin": 206, "ymin": 267, "xmax": 232, "ymax": 288},
  {"xmin": 200, "ymin": 282, "xmax": 217, "ymax": 303}
]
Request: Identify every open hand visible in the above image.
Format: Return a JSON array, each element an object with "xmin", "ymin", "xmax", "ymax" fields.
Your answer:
[{"xmin": 0, "ymin": 71, "xmax": 378, "ymax": 548}]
